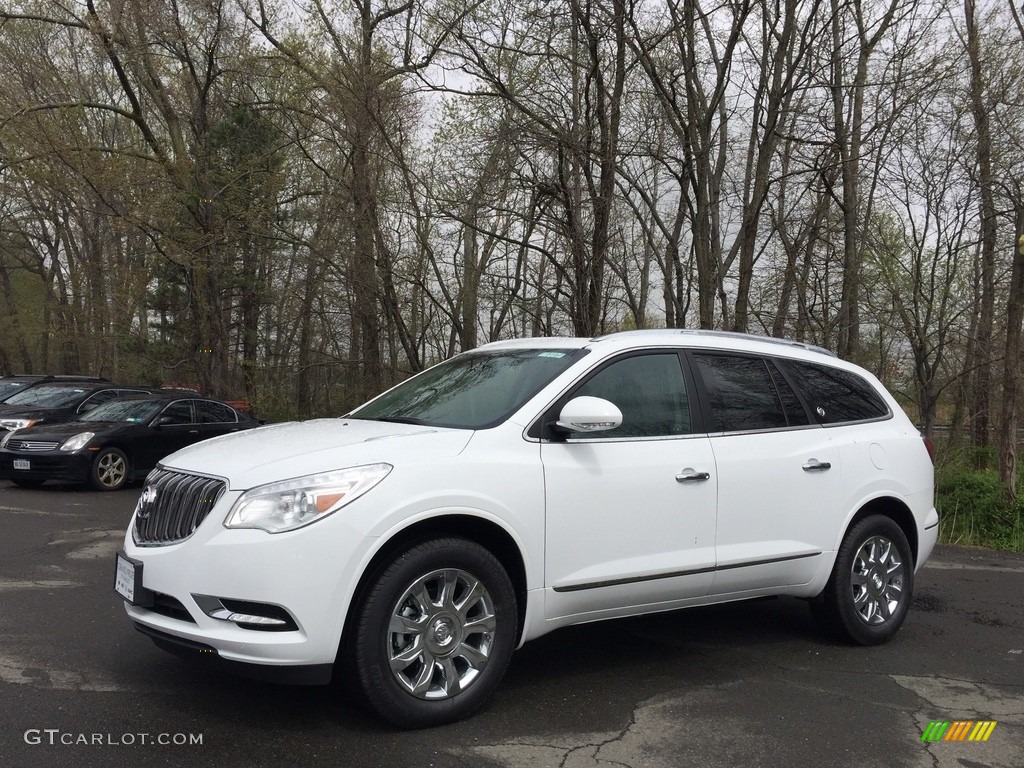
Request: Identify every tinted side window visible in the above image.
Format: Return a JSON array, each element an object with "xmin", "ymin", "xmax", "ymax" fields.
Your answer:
[
  {"xmin": 767, "ymin": 360, "xmax": 811, "ymax": 427},
  {"xmin": 783, "ymin": 361, "xmax": 889, "ymax": 424},
  {"xmin": 197, "ymin": 401, "xmax": 236, "ymax": 424},
  {"xmin": 160, "ymin": 401, "xmax": 195, "ymax": 425},
  {"xmin": 570, "ymin": 353, "xmax": 691, "ymax": 438},
  {"xmin": 694, "ymin": 354, "xmax": 789, "ymax": 432}
]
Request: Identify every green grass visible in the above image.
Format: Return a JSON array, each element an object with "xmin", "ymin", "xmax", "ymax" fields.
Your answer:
[{"xmin": 934, "ymin": 460, "xmax": 1024, "ymax": 552}]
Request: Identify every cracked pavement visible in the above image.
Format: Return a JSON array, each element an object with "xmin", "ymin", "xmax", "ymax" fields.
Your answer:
[{"xmin": 0, "ymin": 484, "xmax": 1021, "ymax": 768}]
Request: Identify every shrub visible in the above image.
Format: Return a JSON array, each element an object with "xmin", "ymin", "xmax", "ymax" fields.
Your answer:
[{"xmin": 935, "ymin": 462, "xmax": 1024, "ymax": 551}]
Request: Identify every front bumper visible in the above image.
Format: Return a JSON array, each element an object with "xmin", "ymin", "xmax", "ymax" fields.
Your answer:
[
  {"xmin": 131, "ymin": 622, "xmax": 334, "ymax": 684},
  {"xmin": 120, "ymin": 491, "xmax": 373, "ymax": 676},
  {"xmin": 0, "ymin": 450, "xmax": 92, "ymax": 484}
]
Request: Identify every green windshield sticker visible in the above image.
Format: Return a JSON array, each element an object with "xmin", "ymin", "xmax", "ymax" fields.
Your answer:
[{"xmin": 538, "ymin": 352, "xmax": 566, "ymax": 358}]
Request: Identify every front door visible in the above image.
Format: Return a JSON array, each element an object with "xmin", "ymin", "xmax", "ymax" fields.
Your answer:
[
  {"xmin": 541, "ymin": 352, "xmax": 718, "ymax": 620},
  {"xmin": 138, "ymin": 400, "xmax": 200, "ymax": 470}
]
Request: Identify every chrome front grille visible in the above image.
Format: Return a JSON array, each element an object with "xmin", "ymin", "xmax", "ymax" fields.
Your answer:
[
  {"xmin": 133, "ymin": 468, "xmax": 226, "ymax": 546},
  {"xmin": 7, "ymin": 439, "xmax": 60, "ymax": 451}
]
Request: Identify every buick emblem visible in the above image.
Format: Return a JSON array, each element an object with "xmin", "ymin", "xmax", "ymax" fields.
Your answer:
[{"xmin": 136, "ymin": 486, "xmax": 158, "ymax": 519}]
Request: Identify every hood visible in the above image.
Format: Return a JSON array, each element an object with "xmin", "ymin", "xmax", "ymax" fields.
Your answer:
[
  {"xmin": 160, "ymin": 418, "xmax": 475, "ymax": 490},
  {"xmin": 0, "ymin": 407, "xmax": 71, "ymax": 432},
  {"xmin": 0, "ymin": 406, "xmax": 57, "ymax": 420},
  {"xmin": 2, "ymin": 420, "xmax": 113, "ymax": 440}
]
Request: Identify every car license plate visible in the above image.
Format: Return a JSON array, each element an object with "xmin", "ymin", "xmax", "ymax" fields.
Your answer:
[
  {"xmin": 13, "ymin": 459, "xmax": 30, "ymax": 470},
  {"xmin": 114, "ymin": 552, "xmax": 142, "ymax": 604}
]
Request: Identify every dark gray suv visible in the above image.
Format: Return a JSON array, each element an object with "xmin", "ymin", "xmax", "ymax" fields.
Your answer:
[
  {"xmin": 0, "ymin": 374, "xmax": 110, "ymax": 404},
  {"xmin": 0, "ymin": 380, "xmax": 152, "ymax": 436}
]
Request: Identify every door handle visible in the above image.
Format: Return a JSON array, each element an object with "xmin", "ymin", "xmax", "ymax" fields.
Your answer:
[
  {"xmin": 802, "ymin": 459, "xmax": 832, "ymax": 472},
  {"xmin": 676, "ymin": 470, "xmax": 711, "ymax": 483}
]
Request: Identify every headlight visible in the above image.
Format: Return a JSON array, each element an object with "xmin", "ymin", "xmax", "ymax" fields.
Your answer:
[
  {"xmin": 0, "ymin": 418, "xmax": 36, "ymax": 432},
  {"xmin": 224, "ymin": 463, "xmax": 393, "ymax": 533},
  {"xmin": 60, "ymin": 432, "xmax": 96, "ymax": 452}
]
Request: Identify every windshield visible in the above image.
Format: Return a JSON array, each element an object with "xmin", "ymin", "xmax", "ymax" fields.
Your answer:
[
  {"xmin": 0, "ymin": 381, "xmax": 31, "ymax": 401},
  {"xmin": 351, "ymin": 348, "xmax": 586, "ymax": 429},
  {"xmin": 3, "ymin": 385, "xmax": 87, "ymax": 408},
  {"xmin": 83, "ymin": 399, "xmax": 163, "ymax": 423}
]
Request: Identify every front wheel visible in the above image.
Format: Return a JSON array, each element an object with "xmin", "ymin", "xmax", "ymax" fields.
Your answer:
[
  {"xmin": 347, "ymin": 537, "xmax": 517, "ymax": 728},
  {"xmin": 813, "ymin": 515, "xmax": 914, "ymax": 645},
  {"xmin": 90, "ymin": 447, "xmax": 129, "ymax": 491}
]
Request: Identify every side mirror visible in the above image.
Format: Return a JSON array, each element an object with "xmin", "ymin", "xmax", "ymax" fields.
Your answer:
[{"xmin": 554, "ymin": 396, "xmax": 623, "ymax": 434}]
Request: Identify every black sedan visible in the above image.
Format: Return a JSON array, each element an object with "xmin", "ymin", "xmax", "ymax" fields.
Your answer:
[{"xmin": 0, "ymin": 394, "xmax": 260, "ymax": 490}]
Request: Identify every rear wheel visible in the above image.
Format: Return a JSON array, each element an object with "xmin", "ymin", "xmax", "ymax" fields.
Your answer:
[
  {"xmin": 348, "ymin": 537, "xmax": 517, "ymax": 728},
  {"xmin": 90, "ymin": 447, "xmax": 129, "ymax": 491},
  {"xmin": 813, "ymin": 515, "xmax": 914, "ymax": 645}
]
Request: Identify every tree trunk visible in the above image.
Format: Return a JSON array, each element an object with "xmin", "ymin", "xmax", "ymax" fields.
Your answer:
[
  {"xmin": 965, "ymin": 0, "xmax": 997, "ymax": 455},
  {"xmin": 998, "ymin": 206, "xmax": 1024, "ymax": 501}
]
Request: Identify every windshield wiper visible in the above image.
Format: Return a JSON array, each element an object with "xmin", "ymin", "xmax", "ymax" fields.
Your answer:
[{"xmin": 357, "ymin": 416, "xmax": 430, "ymax": 426}]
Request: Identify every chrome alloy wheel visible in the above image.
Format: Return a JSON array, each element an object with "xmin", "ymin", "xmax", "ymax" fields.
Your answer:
[
  {"xmin": 849, "ymin": 535, "xmax": 905, "ymax": 625},
  {"xmin": 96, "ymin": 451, "xmax": 127, "ymax": 489},
  {"xmin": 387, "ymin": 568, "xmax": 497, "ymax": 700}
]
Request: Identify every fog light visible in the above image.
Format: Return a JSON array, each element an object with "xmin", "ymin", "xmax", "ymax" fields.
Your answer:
[
  {"xmin": 209, "ymin": 609, "xmax": 287, "ymax": 627},
  {"xmin": 192, "ymin": 594, "xmax": 298, "ymax": 631}
]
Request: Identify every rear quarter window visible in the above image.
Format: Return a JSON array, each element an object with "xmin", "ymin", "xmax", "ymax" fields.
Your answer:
[
  {"xmin": 782, "ymin": 360, "xmax": 890, "ymax": 424},
  {"xmin": 197, "ymin": 401, "xmax": 237, "ymax": 424}
]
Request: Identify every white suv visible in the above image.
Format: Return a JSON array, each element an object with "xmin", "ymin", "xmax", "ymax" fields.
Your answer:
[{"xmin": 115, "ymin": 331, "xmax": 938, "ymax": 727}]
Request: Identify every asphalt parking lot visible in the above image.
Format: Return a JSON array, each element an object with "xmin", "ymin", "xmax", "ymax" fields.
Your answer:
[{"xmin": 0, "ymin": 482, "xmax": 1021, "ymax": 768}]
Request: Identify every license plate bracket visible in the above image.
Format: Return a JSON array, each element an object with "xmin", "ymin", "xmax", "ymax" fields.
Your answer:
[
  {"xmin": 114, "ymin": 551, "xmax": 154, "ymax": 607},
  {"xmin": 13, "ymin": 459, "xmax": 30, "ymax": 471}
]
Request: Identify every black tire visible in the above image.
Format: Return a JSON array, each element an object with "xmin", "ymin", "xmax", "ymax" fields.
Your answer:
[
  {"xmin": 347, "ymin": 537, "xmax": 517, "ymax": 728},
  {"xmin": 90, "ymin": 447, "xmax": 129, "ymax": 491},
  {"xmin": 813, "ymin": 515, "xmax": 914, "ymax": 645},
  {"xmin": 11, "ymin": 477, "xmax": 45, "ymax": 488}
]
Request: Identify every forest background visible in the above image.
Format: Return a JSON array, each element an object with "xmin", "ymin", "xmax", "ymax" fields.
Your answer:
[{"xmin": 1, "ymin": 0, "xmax": 1022, "ymax": 550}]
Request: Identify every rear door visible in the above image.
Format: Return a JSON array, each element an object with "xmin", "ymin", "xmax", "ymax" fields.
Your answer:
[
  {"xmin": 194, "ymin": 400, "xmax": 242, "ymax": 439},
  {"xmin": 689, "ymin": 352, "xmax": 842, "ymax": 594}
]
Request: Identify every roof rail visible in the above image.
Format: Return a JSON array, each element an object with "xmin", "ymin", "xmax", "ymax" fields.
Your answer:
[
  {"xmin": 595, "ymin": 329, "xmax": 837, "ymax": 358},
  {"xmin": 2, "ymin": 374, "xmax": 111, "ymax": 382},
  {"xmin": 45, "ymin": 374, "xmax": 111, "ymax": 381}
]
